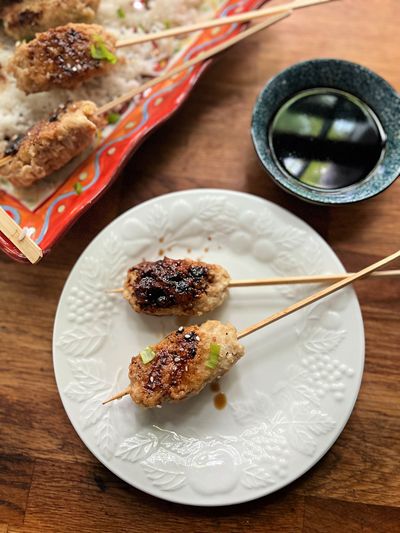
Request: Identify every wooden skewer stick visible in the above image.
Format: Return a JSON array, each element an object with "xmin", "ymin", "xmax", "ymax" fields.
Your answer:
[
  {"xmin": 237, "ymin": 249, "xmax": 400, "ymax": 339},
  {"xmin": 229, "ymin": 269, "xmax": 400, "ymax": 286},
  {"xmin": 0, "ymin": 207, "xmax": 43, "ymax": 264},
  {"xmin": 0, "ymin": 155, "xmax": 11, "ymax": 166},
  {"xmin": 106, "ymin": 269, "xmax": 400, "ymax": 293},
  {"xmin": 103, "ymin": 386, "xmax": 131, "ymax": 405},
  {"xmin": 116, "ymin": 0, "xmax": 335, "ymax": 48},
  {"xmin": 103, "ymin": 249, "xmax": 400, "ymax": 404},
  {"xmin": 98, "ymin": 11, "xmax": 291, "ymax": 115}
]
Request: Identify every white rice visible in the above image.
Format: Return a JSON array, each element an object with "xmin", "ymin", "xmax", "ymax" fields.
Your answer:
[{"xmin": 0, "ymin": 0, "xmax": 223, "ymax": 152}]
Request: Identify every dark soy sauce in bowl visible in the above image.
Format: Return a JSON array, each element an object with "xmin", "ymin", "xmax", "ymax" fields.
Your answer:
[{"xmin": 269, "ymin": 88, "xmax": 386, "ymax": 190}]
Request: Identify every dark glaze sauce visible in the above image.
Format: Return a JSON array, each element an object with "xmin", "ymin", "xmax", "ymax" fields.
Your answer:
[
  {"xmin": 143, "ymin": 327, "xmax": 199, "ymax": 394},
  {"xmin": 131, "ymin": 257, "xmax": 211, "ymax": 311},
  {"xmin": 4, "ymin": 133, "xmax": 25, "ymax": 155},
  {"xmin": 214, "ymin": 392, "xmax": 227, "ymax": 410},
  {"xmin": 16, "ymin": 9, "xmax": 40, "ymax": 28},
  {"xmin": 269, "ymin": 88, "xmax": 386, "ymax": 190}
]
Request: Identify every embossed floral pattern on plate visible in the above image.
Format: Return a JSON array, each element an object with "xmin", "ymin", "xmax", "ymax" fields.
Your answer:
[{"xmin": 53, "ymin": 189, "xmax": 364, "ymax": 506}]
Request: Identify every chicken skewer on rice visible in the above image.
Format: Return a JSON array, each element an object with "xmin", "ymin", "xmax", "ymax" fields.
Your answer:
[
  {"xmin": 1, "ymin": 0, "xmax": 100, "ymax": 40},
  {"xmin": 7, "ymin": 2, "xmax": 330, "ymax": 94},
  {"xmin": 8, "ymin": 23, "xmax": 118, "ymax": 94},
  {"xmin": 1, "ymin": 100, "xmax": 104, "ymax": 188}
]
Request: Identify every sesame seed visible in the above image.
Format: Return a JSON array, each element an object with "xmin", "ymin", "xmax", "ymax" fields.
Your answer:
[
  {"xmin": 150, "ymin": 376, "xmax": 154, "ymax": 383},
  {"xmin": 195, "ymin": 335, "xmax": 200, "ymax": 341},
  {"xmin": 184, "ymin": 334, "xmax": 191, "ymax": 339},
  {"xmin": 178, "ymin": 326, "xmax": 184, "ymax": 333},
  {"xmin": 174, "ymin": 357, "xmax": 180, "ymax": 362}
]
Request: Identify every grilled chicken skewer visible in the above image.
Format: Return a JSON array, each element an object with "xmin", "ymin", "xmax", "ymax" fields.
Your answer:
[
  {"xmin": 1, "ymin": 0, "xmax": 100, "ymax": 40},
  {"xmin": 7, "ymin": 0, "xmax": 332, "ymax": 94},
  {"xmin": 0, "ymin": 100, "xmax": 104, "ymax": 188},
  {"xmin": 115, "ymin": 257, "xmax": 400, "ymax": 317},
  {"xmin": 125, "ymin": 321, "xmax": 243, "ymax": 408},
  {"xmin": 0, "ymin": 14, "xmax": 289, "ymax": 187},
  {"xmin": 103, "ymin": 250, "xmax": 400, "ymax": 408},
  {"xmin": 9, "ymin": 23, "xmax": 117, "ymax": 94},
  {"xmin": 123, "ymin": 257, "xmax": 230, "ymax": 317}
]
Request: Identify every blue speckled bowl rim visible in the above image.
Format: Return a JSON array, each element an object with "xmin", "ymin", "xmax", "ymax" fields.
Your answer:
[{"xmin": 251, "ymin": 59, "xmax": 400, "ymax": 205}]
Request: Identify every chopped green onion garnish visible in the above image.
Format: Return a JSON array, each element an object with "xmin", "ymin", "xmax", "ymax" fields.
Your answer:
[
  {"xmin": 90, "ymin": 36, "xmax": 118, "ymax": 64},
  {"xmin": 140, "ymin": 346, "xmax": 156, "ymax": 364},
  {"xmin": 107, "ymin": 112, "xmax": 121, "ymax": 124},
  {"xmin": 117, "ymin": 7, "xmax": 126, "ymax": 18},
  {"xmin": 205, "ymin": 343, "xmax": 220, "ymax": 369},
  {"xmin": 73, "ymin": 182, "xmax": 83, "ymax": 195},
  {"xmin": 164, "ymin": 20, "xmax": 172, "ymax": 29}
]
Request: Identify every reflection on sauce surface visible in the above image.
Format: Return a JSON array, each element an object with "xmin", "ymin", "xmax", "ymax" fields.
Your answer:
[
  {"xmin": 269, "ymin": 88, "xmax": 386, "ymax": 190},
  {"xmin": 213, "ymin": 392, "xmax": 227, "ymax": 410}
]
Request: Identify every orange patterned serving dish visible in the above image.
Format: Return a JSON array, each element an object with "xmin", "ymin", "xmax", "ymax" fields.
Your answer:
[{"xmin": 0, "ymin": 0, "xmax": 267, "ymax": 262}]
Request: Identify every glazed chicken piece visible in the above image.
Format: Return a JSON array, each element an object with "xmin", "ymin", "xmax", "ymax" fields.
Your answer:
[
  {"xmin": 2, "ymin": 0, "xmax": 100, "ymax": 40},
  {"xmin": 123, "ymin": 257, "xmax": 231, "ymax": 317},
  {"xmin": 0, "ymin": 100, "xmax": 103, "ymax": 188},
  {"xmin": 128, "ymin": 321, "xmax": 244, "ymax": 408},
  {"xmin": 9, "ymin": 23, "xmax": 117, "ymax": 94}
]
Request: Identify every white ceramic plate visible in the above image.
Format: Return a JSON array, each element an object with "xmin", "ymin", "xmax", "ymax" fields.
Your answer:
[{"xmin": 53, "ymin": 189, "xmax": 364, "ymax": 506}]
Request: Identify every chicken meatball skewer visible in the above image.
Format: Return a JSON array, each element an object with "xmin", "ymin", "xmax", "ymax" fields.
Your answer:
[
  {"xmin": 103, "ymin": 250, "xmax": 400, "ymax": 408},
  {"xmin": 9, "ymin": 23, "xmax": 118, "ymax": 94},
  {"xmin": 1, "ymin": 0, "xmax": 100, "ymax": 40},
  {"xmin": 6, "ymin": 14, "xmax": 291, "ymax": 102},
  {"xmin": 125, "ymin": 321, "xmax": 244, "ymax": 409},
  {"xmin": 123, "ymin": 257, "xmax": 231, "ymax": 317},
  {"xmin": 7, "ymin": 1, "xmax": 330, "ymax": 94},
  {"xmin": 0, "ymin": 100, "xmax": 104, "ymax": 188},
  {"xmin": 113, "ymin": 257, "xmax": 400, "ymax": 318}
]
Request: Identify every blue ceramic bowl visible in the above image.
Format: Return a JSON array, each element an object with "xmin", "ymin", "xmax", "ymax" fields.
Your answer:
[{"xmin": 251, "ymin": 59, "xmax": 400, "ymax": 204}]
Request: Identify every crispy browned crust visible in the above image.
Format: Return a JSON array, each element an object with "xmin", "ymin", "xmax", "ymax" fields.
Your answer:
[
  {"xmin": 9, "ymin": 23, "xmax": 117, "ymax": 93},
  {"xmin": 123, "ymin": 257, "xmax": 231, "ymax": 316},
  {"xmin": 128, "ymin": 321, "xmax": 244, "ymax": 408},
  {"xmin": 1, "ymin": 100, "xmax": 103, "ymax": 187},
  {"xmin": 3, "ymin": 0, "xmax": 100, "ymax": 40}
]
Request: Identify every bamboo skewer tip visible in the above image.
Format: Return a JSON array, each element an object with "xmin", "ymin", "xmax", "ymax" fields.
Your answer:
[
  {"xmin": 106, "ymin": 288, "xmax": 124, "ymax": 294},
  {"xmin": 103, "ymin": 386, "xmax": 131, "ymax": 405},
  {"xmin": 0, "ymin": 207, "xmax": 43, "ymax": 264}
]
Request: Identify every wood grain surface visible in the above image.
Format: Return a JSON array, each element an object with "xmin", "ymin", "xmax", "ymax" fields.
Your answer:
[{"xmin": 1, "ymin": 0, "xmax": 400, "ymax": 531}]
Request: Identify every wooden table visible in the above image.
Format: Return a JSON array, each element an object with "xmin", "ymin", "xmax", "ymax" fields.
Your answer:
[{"xmin": 1, "ymin": 1, "xmax": 399, "ymax": 531}]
